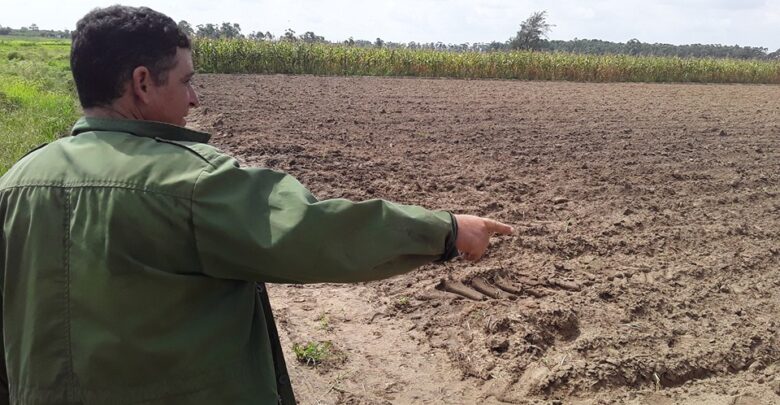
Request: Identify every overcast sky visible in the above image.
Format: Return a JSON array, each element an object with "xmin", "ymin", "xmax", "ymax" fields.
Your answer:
[{"xmin": 4, "ymin": 0, "xmax": 780, "ymax": 51}]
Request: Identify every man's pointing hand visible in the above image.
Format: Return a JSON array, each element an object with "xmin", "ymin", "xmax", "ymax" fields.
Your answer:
[{"xmin": 454, "ymin": 214, "xmax": 514, "ymax": 261}]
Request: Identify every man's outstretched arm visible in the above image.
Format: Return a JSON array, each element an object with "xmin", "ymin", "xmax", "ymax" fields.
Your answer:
[{"xmin": 191, "ymin": 153, "xmax": 511, "ymax": 283}]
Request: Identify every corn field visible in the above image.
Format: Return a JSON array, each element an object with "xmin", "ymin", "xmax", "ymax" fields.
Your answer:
[{"xmin": 193, "ymin": 39, "xmax": 780, "ymax": 84}]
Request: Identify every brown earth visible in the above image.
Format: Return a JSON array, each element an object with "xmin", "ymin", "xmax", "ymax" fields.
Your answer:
[{"xmin": 187, "ymin": 75, "xmax": 780, "ymax": 405}]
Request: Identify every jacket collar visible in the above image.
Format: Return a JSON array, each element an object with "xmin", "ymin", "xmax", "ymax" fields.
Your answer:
[{"xmin": 71, "ymin": 117, "xmax": 211, "ymax": 144}]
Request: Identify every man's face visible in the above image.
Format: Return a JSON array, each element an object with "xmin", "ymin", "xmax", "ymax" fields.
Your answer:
[{"xmin": 141, "ymin": 47, "xmax": 199, "ymax": 126}]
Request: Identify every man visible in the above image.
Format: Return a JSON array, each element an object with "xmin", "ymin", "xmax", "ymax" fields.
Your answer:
[{"xmin": 0, "ymin": 5, "xmax": 512, "ymax": 404}]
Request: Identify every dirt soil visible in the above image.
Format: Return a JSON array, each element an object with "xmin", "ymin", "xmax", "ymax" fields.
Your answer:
[{"xmin": 188, "ymin": 75, "xmax": 780, "ymax": 405}]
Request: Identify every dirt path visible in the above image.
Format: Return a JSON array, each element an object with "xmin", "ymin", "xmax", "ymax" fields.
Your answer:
[
  {"xmin": 188, "ymin": 75, "xmax": 780, "ymax": 404},
  {"xmin": 270, "ymin": 282, "xmax": 507, "ymax": 404}
]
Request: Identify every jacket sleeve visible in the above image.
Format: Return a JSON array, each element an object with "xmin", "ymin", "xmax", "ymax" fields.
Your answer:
[
  {"xmin": 0, "ymin": 292, "xmax": 8, "ymax": 404},
  {"xmin": 191, "ymin": 154, "xmax": 456, "ymax": 283},
  {"xmin": 0, "ymin": 226, "xmax": 7, "ymax": 403}
]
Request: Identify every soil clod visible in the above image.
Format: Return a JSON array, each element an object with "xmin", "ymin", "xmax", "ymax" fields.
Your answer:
[
  {"xmin": 436, "ymin": 279, "xmax": 486, "ymax": 301},
  {"xmin": 494, "ymin": 274, "xmax": 524, "ymax": 295},
  {"xmin": 547, "ymin": 279, "xmax": 582, "ymax": 292},
  {"xmin": 470, "ymin": 276, "xmax": 505, "ymax": 298}
]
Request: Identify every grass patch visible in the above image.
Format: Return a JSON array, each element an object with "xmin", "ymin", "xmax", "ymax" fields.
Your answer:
[
  {"xmin": 317, "ymin": 313, "xmax": 331, "ymax": 331},
  {"xmin": 393, "ymin": 295, "xmax": 412, "ymax": 311},
  {"xmin": 0, "ymin": 38, "xmax": 78, "ymax": 176},
  {"xmin": 292, "ymin": 341, "xmax": 346, "ymax": 367}
]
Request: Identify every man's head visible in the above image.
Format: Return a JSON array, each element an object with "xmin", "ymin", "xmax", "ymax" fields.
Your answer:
[{"xmin": 71, "ymin": 6, "xmax": 198, "ymax": 126}]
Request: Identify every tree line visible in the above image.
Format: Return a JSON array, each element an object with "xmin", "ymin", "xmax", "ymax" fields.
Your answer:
[
  {"xmin": 175, "ymin": 12, "xmax": 780, "ymax": 60},
  {"xmin": 3, "ymin": 12, "xmax": 779, "ymax": 60},
  {"xmin": 542, "ymin": 38, "xmax": 776, "ymax": 60},
  {"xmin": 0, "ymin": 25, "xmax": 70, "ymax": 38}
]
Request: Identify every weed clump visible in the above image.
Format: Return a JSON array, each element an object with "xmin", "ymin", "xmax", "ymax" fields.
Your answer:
[{"xmin": 292, "ymin": 341, "xmax": 346, "ymax": 367}]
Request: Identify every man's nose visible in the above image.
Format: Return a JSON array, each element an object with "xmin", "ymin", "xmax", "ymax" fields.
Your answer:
[{"xmin": 189, "ymin": 88, "xmax": 199, "ymax": 108}]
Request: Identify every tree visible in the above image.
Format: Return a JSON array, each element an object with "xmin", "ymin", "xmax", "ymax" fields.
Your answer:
[
  {"xmin": 487, "ymin": 41, "xmax": 506, "ymax": 51},
  {"xmin": 300, "ymin": 31, "xmax": 324, "ymax": 43},
  {"xmin": 250, "ymin": 31, "xmax": 274, "ymax": 40},
  {"xmin": 196, "ymin": 23, "xmax": 218, "ymax": 39},
  {"xmin": 374, "ymin": 37, "xmax": 384, "ymax": 48},
  {"xmin": 30, "ymin": 23, "xmax": 39, "ymax": 32},
  {"xmin": 0, "ymin": 26, "xmax": 11, "ymax": 35},
  {"xmin": 626, "ymin": 38, "xmax": 642, "ymax": 56},
  {"xmin": 219, "ymin": 22, "xmax": 242, "ymax": 38},
  {"xmin": 178, "ymin": 20, "xmax": 194, "ymax": 37},
  {"xmin": 249, "ymin": 30, "xmax": 275, "ymax": 41},
  {"xmin": 509, "ymin": 11, "xmax": 554, "ymax": 51},
  {"xmin": 283, "ymin": 28, "xmax": 297, "ymax": 42}
]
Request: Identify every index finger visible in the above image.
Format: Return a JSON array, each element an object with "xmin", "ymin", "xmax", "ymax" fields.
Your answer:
[{"xmin": 485, "ymin": 219, "xmax": 514, "ymax": 235}]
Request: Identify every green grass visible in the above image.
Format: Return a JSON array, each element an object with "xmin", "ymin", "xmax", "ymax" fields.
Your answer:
[
  {"xmin": 394, "ymin": 295, "xmax": 411, "ymax": 310},
  {"xmin": 293, "ymin": 341, "xmax": 338, "ymax": 366},
  {"xmin": 0, "ymin": 38, "xmax": 79, "ymax": 176},
  {"xmin": 193, "ymin": 39, "xmax": 780, "ymax": 84},
  {"xmin": 317, "ymin": 313, "xmax": 331, "ymax": 331}
]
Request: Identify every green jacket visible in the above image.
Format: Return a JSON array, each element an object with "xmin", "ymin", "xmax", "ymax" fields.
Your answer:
[{"xmin": 0, "ymin": 117, "xmax": 457, "ymax": 404}]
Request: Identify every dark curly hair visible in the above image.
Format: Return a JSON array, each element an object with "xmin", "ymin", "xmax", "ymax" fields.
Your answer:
[{"xmin": 71, "ymin": 6, "xmax": 191, "ymax": 108}]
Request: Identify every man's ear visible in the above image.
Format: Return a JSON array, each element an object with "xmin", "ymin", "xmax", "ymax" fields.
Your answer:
[{"xmin": 131, "ymin": 66, "xmax": 153, "ymax": 104}]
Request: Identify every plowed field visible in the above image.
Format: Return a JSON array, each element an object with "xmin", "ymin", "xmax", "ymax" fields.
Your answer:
[{"xmin": 189, "ymin": 75, "xmax": 780, "ymax": 405}]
